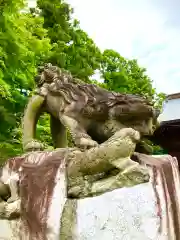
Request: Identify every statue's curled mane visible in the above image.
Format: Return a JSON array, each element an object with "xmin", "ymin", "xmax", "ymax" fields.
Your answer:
[{"xmin": 36, "ymin": 63, "xmax": 156, "ymax": 120}]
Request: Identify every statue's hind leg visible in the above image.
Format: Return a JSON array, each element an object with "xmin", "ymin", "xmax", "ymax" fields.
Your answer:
[{"xmin": 50, "ymin": 115, "xmax": 68, "ymax": 148}]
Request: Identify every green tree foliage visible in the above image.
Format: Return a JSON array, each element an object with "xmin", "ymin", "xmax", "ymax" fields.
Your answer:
[
  {"xmin": 99, "ymin": 49, "xmax": 165, "ymax": 108},
  {"xmin": 0, "ymin": 0, "xmax": 165, "ymax": 161},
  {"xmin": 100, "ymin": 50, "xmax": 154, "ymax": 97},
  {"xmin": 37, "ymin": 0, "xmax": 102, "ymax": 81},
  {"xmin": 0, "ymin": 0, "xmax": 51, "ymax": 160}
]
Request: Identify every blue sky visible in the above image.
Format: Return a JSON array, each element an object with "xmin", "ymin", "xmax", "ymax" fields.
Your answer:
[{"xmin": 29, "ymin": 0, "xmax": 180, "ymax": 94}]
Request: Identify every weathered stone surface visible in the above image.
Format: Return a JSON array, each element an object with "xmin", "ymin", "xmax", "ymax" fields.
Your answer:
[
  {"xmin": 0, "ymin": 128, "xmax": 149, "ymax": 214},
  {"xmin": 0, "ymin": 154, "xmax": 180, "ymax": 239},
  {"xmin": 75, "ymin": 183, "xmax": 166, "ymax": 240},
  {"xmin": 0, "ymin": 183, "xmax": 165, "ymax": 240}
]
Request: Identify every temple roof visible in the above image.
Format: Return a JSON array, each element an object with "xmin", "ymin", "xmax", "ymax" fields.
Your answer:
[
  {"xmin": 152, "ymin": 93, "xmax": 180, "ymax": 150},
  {"xmin": 158, "ymin": 92, "xmax": 180, "ymax": 123}
]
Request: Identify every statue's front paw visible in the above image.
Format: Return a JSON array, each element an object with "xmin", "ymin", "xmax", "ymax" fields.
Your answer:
[
  {"xmin": 78, "ymin": 138, "xmax": 98, "ymax": 150},
  {"xmin": 24, "ymin": 140, "xmax": 45, "ymax": 152},
  {"xmin": 115, "ymin": 128, "xmax": 140, "ymax": 142}
]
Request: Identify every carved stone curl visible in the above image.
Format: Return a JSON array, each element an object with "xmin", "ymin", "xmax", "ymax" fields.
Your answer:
[
  {"xmin": 0, "ymin": 128, "xmax": 149, "ymax": 218},
  {"xmin": 67, "ymin": 128, "xmax": 149, "ymax": 198}
]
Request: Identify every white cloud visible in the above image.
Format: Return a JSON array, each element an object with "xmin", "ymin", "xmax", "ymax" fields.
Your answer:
[
  {"xmin": 30, "ymin": 0, "xmax": 180, "ymax": 94},
  {"xmin": 28, "ymin": 0, "xmax": 36, "ymax": 8},
  {"xmin": 66, "ymin": 0, "xmax": 180, "ymax": 94}
]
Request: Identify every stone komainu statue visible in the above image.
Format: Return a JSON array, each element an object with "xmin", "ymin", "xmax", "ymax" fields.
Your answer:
[
  {"xmin": 0, "ymin": 64, "xmax": 169, "ymax": 240},
  {"xmin": 22, "ymin": 63, "xmax": 159, "ymax": 152}
]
